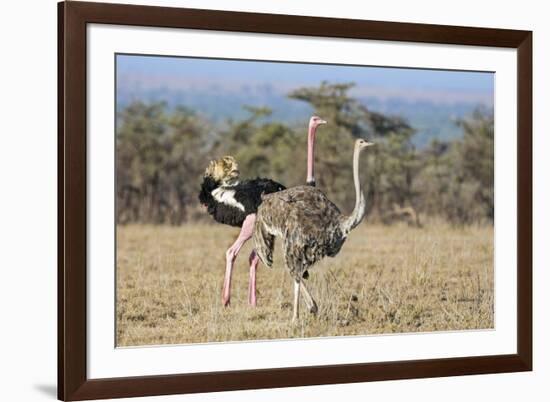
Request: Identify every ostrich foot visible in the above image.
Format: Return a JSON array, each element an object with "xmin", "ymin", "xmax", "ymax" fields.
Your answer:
[
  {"xmin": 309, "ymin": 302, "xmax": 318, "ymax": 315},
  {"xmin": 299, "ymin": 281, "xmax": 317, "ymax": 315},
  {"xmin": 221, "ymin": 280, "xmax": 231, "ymax": 307}
]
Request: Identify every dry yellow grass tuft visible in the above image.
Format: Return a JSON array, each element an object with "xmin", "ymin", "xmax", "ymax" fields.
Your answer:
[{"xmin": 116, "ymin": 223, "xmax": 494, "ymax": 346}]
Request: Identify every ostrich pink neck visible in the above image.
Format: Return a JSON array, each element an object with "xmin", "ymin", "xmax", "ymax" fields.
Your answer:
[{"xmin": 306, "ymin": 124, "xmax": 317, "ymax": 185}]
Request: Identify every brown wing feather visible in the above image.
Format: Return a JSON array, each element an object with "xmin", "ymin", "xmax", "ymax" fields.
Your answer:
[{"xmin": 255, "ymin": 186, "xmax": 346, "ymax": 278}]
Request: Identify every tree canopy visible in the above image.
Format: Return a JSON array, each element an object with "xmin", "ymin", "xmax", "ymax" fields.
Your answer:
[{"xmin": 116, "ymin": 82, "xmax": 494, "ymax": 226}]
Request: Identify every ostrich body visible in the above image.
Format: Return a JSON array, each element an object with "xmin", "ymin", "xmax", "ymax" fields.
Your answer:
[
  {"xmin": 198, "ymin": 116, "xmax": 326, "ymax": 306},
  {"xmin": 199, "ymin": 170, "xmax": 285, "ymax": 228},
  {"xmin": 253, "ymin": 139, "xmax": 374, "ymax": 320}
]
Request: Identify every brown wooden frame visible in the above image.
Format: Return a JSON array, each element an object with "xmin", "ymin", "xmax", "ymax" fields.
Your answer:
[{"xmin": 58, "ymin": 1, "xmax": 532, "ymax": 400}]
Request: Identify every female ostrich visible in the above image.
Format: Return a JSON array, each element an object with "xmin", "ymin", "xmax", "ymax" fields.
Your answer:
[
  {"xmin": 199, "ymin": 116, "xmax": 327, "ymax": 307},
  {"xmin": 253, "ymin": 138, "xmax": 374, "ymax": 320}
]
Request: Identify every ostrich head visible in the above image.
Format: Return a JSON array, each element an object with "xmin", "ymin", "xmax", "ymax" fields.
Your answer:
[
  {"xmin": 356, "ymin": 138, "xmax": 375, "ymax": 151},
  {"xmin": 204, "ymin": 155, "xmax": 240, "ymax": 186},
  {"xmin": 309, "ymin": 116, "xmax": 327, "ymax": 129}
]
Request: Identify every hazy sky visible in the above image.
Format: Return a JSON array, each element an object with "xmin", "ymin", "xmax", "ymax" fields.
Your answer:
[{"xmin": 117, "ymin": 54, "xmax": 494, "ymax": 101}]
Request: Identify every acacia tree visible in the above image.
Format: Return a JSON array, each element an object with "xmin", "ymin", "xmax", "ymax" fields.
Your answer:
[
  {"xmin": 117, "ymin": 101, "xmax": 166, "ymax": 223},
  {"xmin": 289, "ymin": 82, "xmax": 418, "ymax": 219},
  {"xmin": 116, "ymin": 101, "xmax": 210, "ymax": 224},
  {"xmin": 215, "ymin": 106, "xmax": 301, "ymax": 186},
  {"xmin": 413, "ymin": 110, "xmax": 494, "ymax": 224}
]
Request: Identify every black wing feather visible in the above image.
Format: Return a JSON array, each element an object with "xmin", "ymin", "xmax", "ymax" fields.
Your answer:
[
  {"xmin": 198, "ymin": 176, "xmax": 285, "ymax": 227},
  {"xmin": 233, "ymin": 178, "xmax": 285, "ymax": 214}
]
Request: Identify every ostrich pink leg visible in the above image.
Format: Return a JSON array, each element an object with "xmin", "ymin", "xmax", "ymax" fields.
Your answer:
[
  {"xmin": 222, "ymin": 214, "xmax": 256, "ymax": 306},
  {"xmin": 248, "ymin": 251, "xmax": 260, "ymax": 306}
]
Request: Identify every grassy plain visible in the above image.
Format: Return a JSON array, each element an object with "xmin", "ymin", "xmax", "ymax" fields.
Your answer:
[{"xmin": 116, "ymin": 223, "xmax": 494, "ymax": 346}]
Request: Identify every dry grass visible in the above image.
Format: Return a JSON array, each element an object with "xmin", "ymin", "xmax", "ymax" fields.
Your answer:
[{"xmin": 116, "ymin": 223, "xmax": 494, "ymax": 346}]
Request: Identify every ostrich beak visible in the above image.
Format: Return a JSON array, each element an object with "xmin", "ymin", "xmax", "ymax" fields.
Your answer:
[
  {"xmin": 358, "ymin": 140, "xmax": 375, "ymax": 148},
  {"xmin": 319, "ymin": 119, "xmax": 327, "ymax": 125}
]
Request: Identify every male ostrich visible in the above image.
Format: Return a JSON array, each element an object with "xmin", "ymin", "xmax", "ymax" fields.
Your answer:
[
  {"xmin": 198, "ymin": 116, "xmax": 327, "ymax": 307},
  {"xmin": 253, "ymin": 138, "xmax": 374, "ymax": 320}
]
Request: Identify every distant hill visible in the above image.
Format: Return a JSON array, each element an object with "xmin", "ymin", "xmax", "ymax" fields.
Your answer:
[{"xmin": 116, "ymin": 80, "xmax": 492, "ymax": 148}]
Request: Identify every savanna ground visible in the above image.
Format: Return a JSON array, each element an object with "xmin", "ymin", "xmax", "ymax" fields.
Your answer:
[{"xmin": 116, "ymin": 223, "xmax": 494, "ymax": 347}]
